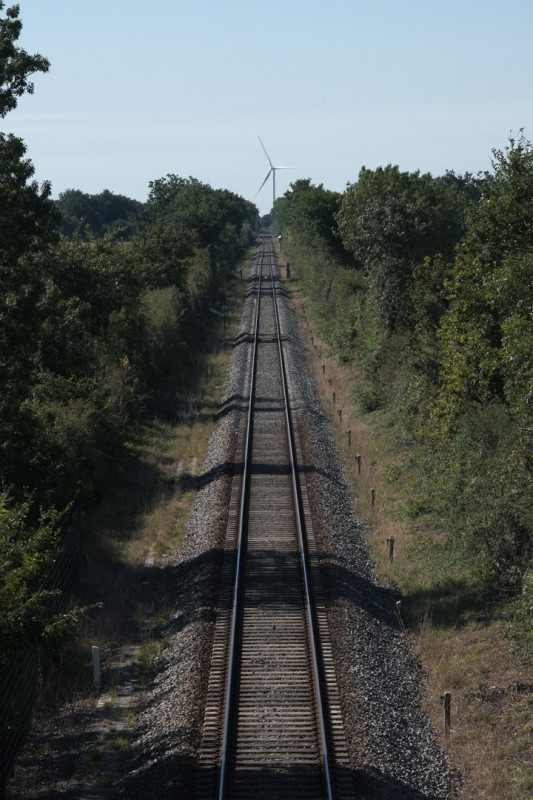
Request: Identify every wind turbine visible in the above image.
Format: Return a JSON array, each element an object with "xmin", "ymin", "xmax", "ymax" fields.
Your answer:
[{"xmin": 254, "ymin": 136, "xmax": 291, "ymax": 208}]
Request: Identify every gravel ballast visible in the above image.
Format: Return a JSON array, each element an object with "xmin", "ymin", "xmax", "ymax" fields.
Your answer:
[{"xmin": 116, "ymin": 246, "xmax": 458, "ymax": 799}]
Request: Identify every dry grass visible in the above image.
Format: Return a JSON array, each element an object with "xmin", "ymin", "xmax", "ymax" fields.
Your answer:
[
  {"xmin": 283, "ymin": 259, "xmax": 533, "ymax": 800},
  {"xmin": 76, "ymin": 359, "xmax": 229, "ymax": 646}
]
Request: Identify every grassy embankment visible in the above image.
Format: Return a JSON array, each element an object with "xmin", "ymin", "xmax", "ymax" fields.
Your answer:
[
  {"xmin": 8, "ymin": 254, "xmax": 250, "ymax": 797},
  {"xmin": 278, "ymin": 246, "xmax": 533, "ymax": 800},
  {"xmin": 4, "ymin": 254, "xmax": 252, "ymax": 798},
  {"xmin": 41, "ymin": 251, "xmax": 251, "ymax": 703}
]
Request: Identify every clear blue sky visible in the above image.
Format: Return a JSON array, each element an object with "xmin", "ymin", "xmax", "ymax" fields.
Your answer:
[{"xmin": 8, "ymin": 0, "xmax": 533, "ymax": 215}]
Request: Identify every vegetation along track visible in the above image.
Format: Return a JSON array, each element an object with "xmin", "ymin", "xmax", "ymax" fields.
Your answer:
[{"xmin": 197, "ymin": 235, "xmax": 354, "ymax": 799}]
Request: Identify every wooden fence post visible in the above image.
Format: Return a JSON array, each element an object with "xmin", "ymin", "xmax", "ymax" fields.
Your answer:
[
  {"xmin": 387, "ymin": 536, "xmax": 395, "ymax": 562},
  {"xmin": 442, "ymin": 692, "xmax": 451, "ymax": 737}
]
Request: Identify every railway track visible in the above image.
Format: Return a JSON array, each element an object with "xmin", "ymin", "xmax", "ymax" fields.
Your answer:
[{"xmin": 197, "ymin": 235, "xmax": 354, "ymax": 799}]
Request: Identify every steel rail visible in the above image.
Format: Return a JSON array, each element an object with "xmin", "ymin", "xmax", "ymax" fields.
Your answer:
[
  {"xmin": 216, "ymin": 236, "xmax": 334, "ymax": 799},
  {"xmin": 268, "ymin": 255, "xmax": 334, "ymax": 800},
  {"xmin": 217, "ymin": 248, "xmax": 263, "ymax": 800}
]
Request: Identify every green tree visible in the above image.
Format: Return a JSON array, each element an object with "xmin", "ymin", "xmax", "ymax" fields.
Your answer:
[
  {"xmin": 0, "ymin": 1, "xmax": 49, "ymax": 118},
  {"xmin": 0, "ymin": 1, "xmax": 58, "ymax": 265},
  {"xmin": 146, "ymin": 175, "xmax": 256, "ymax": 251},
  {"xmin": 135, "ymin": 216, "xmax": 197, "ymax": 291},
  {"xmin": 427, "ymin": 136, "xmax": 533, "ymax": 589},
  {"xmin": 434, "ymin": 134, "xmax": 533, "ymax": 426},
  {"xmin": 487, "ymin": 252, "xmax": 533, "ymax": 424},
  {"xmin": 0, "ymin": 0, "xmax": 108, "ymax": 632},
  {"xmin": 0, "ymin": 1, "xmax": 60, "ymax": 497},
  {"xmin": 56, "ymin": 188, "xmax": 144, "ymax": 238},
  {"xmin": 143, "ymin": 174, "xmax": 256, "ymax": 290},
  {"xmin": 0, "ymin": 493, "xmax": 99, "ymax": 659},
  {"xmin": 337, "ymin": 165, "xmax": 464, "ymax": 330},
  {"xmin": 0, "ymin": 495, "xmax": 60, "ymax": 656},
  {"xmin": 272, "ymin": 178, "xmax": 347, "ymax": 261}
]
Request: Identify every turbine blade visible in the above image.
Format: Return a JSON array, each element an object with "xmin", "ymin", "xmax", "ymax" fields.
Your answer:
[
  {"xmin": 273, "ymin": 165, "xmax": 292, "ymax": 170},
  {"xmin": 258, "ymin": 136, "xmax": 273, "ymax": 168},
  {"xmin": 254, "ymin": 168, "xmax": 273, "ymax": 199}
]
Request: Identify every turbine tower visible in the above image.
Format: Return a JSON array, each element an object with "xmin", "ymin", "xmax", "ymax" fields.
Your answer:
[{"xmin": 254, "ymin": 136, "xmax": 291, "ymax": 208}]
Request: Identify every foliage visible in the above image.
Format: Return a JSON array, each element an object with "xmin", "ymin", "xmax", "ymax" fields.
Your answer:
[
  {"xmin": 134, "ymin": 216, "xmax": 197, "ymax": 291},
  {"xmin": 277, "ymin": 142, "xmax": 533, "ymax": 597},
  {"xmin": 0, "ymin": 1, "xmax": 49, "ymax": 119},
  {"xmin": 337, "ymin": 165, "xmax": 466, "ymax": 331},
  {"xmin": 0, "ymin": 494, "xmax": 57, "ymax": 656},
  {"xmin": 272, "ymin": 178, "xmax": 348, "ymax": 261},
  {"xmin": 0, "ymin": 133, "xmax": 59, "ymax": 267},
  {"xmin": 433, "ymin": 134, "xmax": 533, "ymax": 429},
  {"xmin": 1, "ymin": 174, "xmax": 254, "ymax": 648},
  {"xmin": 0, "ymin": 5, "xmax": 259, "ymax": 656},
  {"xmin": 420, "ymin": 136, "xmax": 533, "ymax": 590},
  {"xmin": 488, "ymin": 253, "xmax": 533, "ymax": 425},
  {"xmin": 144, "ymin": 174, "xmax": 258, "ymax": 277},
  {"xmin": 1, "ymin": 171, "xmax": 257, "ymax": 507},
  {"xmin": 0, "ymin": 2, "xmax": 58, "ymax": 267},
  {"xmin": 0, "ymin": 3, "xmax": 61, "ymax": 509},
  {"xmin": 0, "ymin": 494, "xmax": 96, "ymax": 658},
  {"xmin": 424, "ymin": 403, "xmax": 532, "ymax": 590},
  {"xmin": 56, "ymin": 189, "xmax": 144, "ymax": 239}
]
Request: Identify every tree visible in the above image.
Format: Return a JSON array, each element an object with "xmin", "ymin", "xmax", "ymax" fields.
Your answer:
[
  {"xmin": 0, "ymin": 1, "xmax": 58, "ymax": 263},
  {"xmin": 434, "ymin": 134, "xmax": 533, "ymax": 425},
  {"xmin": 0, "ymin": 494, "xmax": 59, "ymax": 656},
  {"xmin": 272, "ymin": 179, "xmax": 347, "ymax": 261},
  {"xmin": 142, "ymin": 175, "xmax": 257, "ymax": 290},
  {"xmin": 0, "ymin": 2, "xmax": 103, "ymax": 648},
  {"xmin": 146, "ymin": 175, "xmax": 256, "ymax": 250},
  {"xmin": 0, "ymin": 2, "xmax": 60, "ymax": 498},
  {"xmin": 337, "ymin": 165, "xmax": 464, "ymax": 330},
  {"xmin": 464, "ymin": 132, "xmax": 533, "ymax": 268},
  {"xmin": 0, "ymin": 132, "xmax": 59, "ymax": 267},
  {"xmin": 0, "ymin": 0, "xmax": 59, "ymax": 261},
  {"xmin": 56, "ymin": 189, "xmax": 144, "ymax": 238},
  {"xmin": 425, "ymin": 137, "xmax": 533, "ymax": 590},
  {"xmin": 0, "ymin": 1, "xmax": 49, "ymax": 118}
]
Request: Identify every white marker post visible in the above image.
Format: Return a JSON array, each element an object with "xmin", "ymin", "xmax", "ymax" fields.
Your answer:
[{"xmin": 92, "ymin": 645, "xmax": 101, "ymax": 689}]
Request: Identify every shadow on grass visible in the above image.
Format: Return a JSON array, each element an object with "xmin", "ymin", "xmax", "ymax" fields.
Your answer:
[
  {"xmin": 402, "ymin": 576, "xmax": 492, "ymax": 631},
  {"xmin": 72, "ymin": 415, "xmax": 238, "ymax": 645}
]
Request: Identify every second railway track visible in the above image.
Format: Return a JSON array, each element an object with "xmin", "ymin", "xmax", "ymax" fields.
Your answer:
[{"xmin": 197, "ymin": 235, "xmax": 354, "ymax": 799}]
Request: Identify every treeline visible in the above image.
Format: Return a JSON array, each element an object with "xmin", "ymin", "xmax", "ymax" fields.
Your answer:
[
  {"xmin": 5, "ymin": 178, "xmax": 256, "ymax": 510},
  {"xmin": 55, "ymin": 188, "xmax": 145, "ymax": 239},
  {"xmin": 1, "ymin": 175, "xmax": 256, "ymax": 651},
  {"xmin": 0, "ymin": 2, "xmax": 257, "ymax": 655},
  {"xmin": 272, "ymin": 139, "xmax": 533, "ymax": 607}
]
